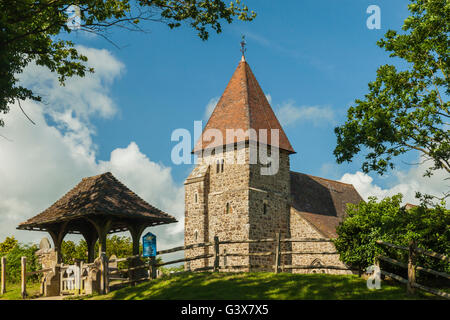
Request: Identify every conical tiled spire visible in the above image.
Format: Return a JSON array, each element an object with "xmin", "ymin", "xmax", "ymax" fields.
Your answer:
[{"xmin": 193, "ymin": 59, "xmax": 295, "ymax": 154}]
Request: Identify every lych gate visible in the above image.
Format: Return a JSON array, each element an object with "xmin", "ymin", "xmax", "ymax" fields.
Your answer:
[{"xmin": 17, "ymin": 172, "xmax": 177, "ymax": 297}]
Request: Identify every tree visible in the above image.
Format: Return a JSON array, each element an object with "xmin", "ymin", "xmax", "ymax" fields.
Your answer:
[
  {"xmin": 334, "ymin": 0, "xmax": 449, "ymax": 200},
  {"xmin": 0, "ymin": 236, "xmax": 18, "ymax": 257},
  {"xmin": 334, "ymin": 195, "xmax": 450, "ymax": 276},
  {"xmin": 4, "ymin": 242, "xmax": 41, "ymax": 283},
  {"xmin": 0, "ymin": 0, "xmax": 256, "ymax": 126}
]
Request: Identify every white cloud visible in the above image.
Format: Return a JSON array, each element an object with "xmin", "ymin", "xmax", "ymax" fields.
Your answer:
[
  {"xmin": 18, "ymin": 45, "xmax": 124, "ymax": 121},
  {"xmin": 0, "ymin": 46, "xmax": 184, "ymax": 250},
  {"xmin": 275, "ymin": 101, "xmax": 336, "ymax": 127},
  {"xmin": 340, "ymin": 161, "xmax": 449, "ymax": 207}
]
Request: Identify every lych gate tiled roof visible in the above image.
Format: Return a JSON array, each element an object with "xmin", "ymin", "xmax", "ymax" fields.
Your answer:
[
  {"xmin": 18, "ymin": 172, "xmax": 177, "ymax": 230},
  {"xmin": 290, "ymin": 171, "xmax": 363, "ymax": 238},
  {"xmin": 193, "ymin": 57, "xmax": 295, "ymax": 154}
]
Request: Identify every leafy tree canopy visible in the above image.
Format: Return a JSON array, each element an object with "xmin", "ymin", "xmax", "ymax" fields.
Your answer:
[
  {"xmin": 0, "ymin": 236, "xmax": 18, "ymax": 256},
  {"xmin": 334, "ymin": 0, "xmax": 449, "ymax": 200},
  {"xmin": 334, "ymin": 195, "xmax": 449, "ymax": 275},
  {"xmin": 0, "ymin": 0, "xmax": 256, "ymax": 126},
  {"xmin": 2, "ymin": 241, "xmax": 41, "ymax": 283}
]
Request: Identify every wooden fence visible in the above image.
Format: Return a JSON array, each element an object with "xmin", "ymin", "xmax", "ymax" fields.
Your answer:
[
  {"xmin": 375, "ymin": 240, "xmax": 450, "ymax": 299},
  {"xmin": 104, "ymin": 234, "xmax": 351, "ymax": 292},
  {"xmin": 4, "ymin": 235, "xmax": 351, "ymax": 298}
]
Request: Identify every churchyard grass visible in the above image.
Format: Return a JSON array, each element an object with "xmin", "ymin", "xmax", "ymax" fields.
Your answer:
[
  {"xmin": 79, "ymin": 272, "xmax": 443, "ymax": 300},
  {"xmin": 0, "ymin": 281, "xmax": 40, "ymax": 300}
]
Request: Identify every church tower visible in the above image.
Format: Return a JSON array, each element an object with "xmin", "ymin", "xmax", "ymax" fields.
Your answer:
[{"xmin": 184, "ymin": 55, "xmax": 296, "ymax": 271}]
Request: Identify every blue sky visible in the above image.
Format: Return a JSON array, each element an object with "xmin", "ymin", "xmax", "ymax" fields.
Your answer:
[
  {"xmin": 73, "ymin": 0, "xmax": 409, "ymax": 185},
  {"xmin": 3, "ymin": 0, "xmax": 447, "ymax": 246}
]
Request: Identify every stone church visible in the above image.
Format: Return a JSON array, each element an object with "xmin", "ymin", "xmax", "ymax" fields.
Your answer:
[{"xmin": 184, "ymin": 55, "xmax": 362, "ymax": 274}]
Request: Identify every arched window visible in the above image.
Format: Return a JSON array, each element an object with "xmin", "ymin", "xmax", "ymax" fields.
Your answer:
[{"xmin": 309, "ymin": 258, "xmax": 327, "ymax": 274}]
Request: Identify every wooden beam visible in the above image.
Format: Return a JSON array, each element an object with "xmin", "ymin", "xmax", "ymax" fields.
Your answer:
[
  {"xmin": 282, "ymin": 265, "xmax": 351, "ymax": 271},
  {"xmin": 412, "ymin": 282, "xmax": 450, "ymax": 300},
  {"xmin": 156, "ymin": 254, "xmax": 213, "ymax": 267},
  {"xmin": 1, "ymin": 256, "xmax": 6, "ymax": 295},
  {"xmin": 274, "ymin": 232, "xmax": 281, "ymax": 274},
  {"xmin": 413, "ymin": 246, "xmax": 450, "ymax": 262},
  {"xmin": 21, "ymin": 256, "xmax": 26, "ymax": 299},
  {"xmin": 280, "ymin": 251, "xmax": 338, "ymax": 255},
  {"xmin": 47, "ymin": 221, "xmax": 69, "ymax": 263},
  {"xmin": 213, "ymin": 236, "xmax": 219, "ymax": 272},
  {"xmin": 376, "ymin": 240, "xmax": 408, "ymax": 251}
]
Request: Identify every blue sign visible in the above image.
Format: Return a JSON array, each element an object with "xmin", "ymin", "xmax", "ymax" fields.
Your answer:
[{"xmin": 143, "ymin": 232, "xmax": 157, "ymax": 257}]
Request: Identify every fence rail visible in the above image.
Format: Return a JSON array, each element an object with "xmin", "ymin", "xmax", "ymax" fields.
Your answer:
[
  {"xmin": 101, "ymin": 234, "xmax": 350, "ymax": 291},
  {"xmin": 375, "ymin": 240, "xmax": 450, "ymax": 300},
  {"xmin": 7, "ymin": 235, "xmax": 349, "ymax": 298}
]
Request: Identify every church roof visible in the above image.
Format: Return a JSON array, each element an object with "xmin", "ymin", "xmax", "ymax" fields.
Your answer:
[
  {"xmin": 18, "ymin": 172, "xmax": 177, "ymax": 232},
  {"xmin": 193, "ymin": 57, "xmax": 295, "ymax": 154},
  {"xmin": 290, "ymin": 171, "xmax": 363, "ymax": 238}
]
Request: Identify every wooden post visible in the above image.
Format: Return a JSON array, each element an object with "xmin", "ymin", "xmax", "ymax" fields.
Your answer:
[
  {"xmin": 149, "ymin": 256, "xmax": 156, "ymax": 279},
  {"xmin": 78, "ymin": 261, "xmax": 83, "ymax": 295},
  {"xmin": 223, "ymin": 249, "xmax": 227, "ymax": 268},
  {"xmin": 99, "ymin": 253, "xmax": 109, "ymax": 294},
  {"xmin": 21, "ymin": 256, "xmax": 26, "ymax": 299},
  {"xmin": 274, "ymin": 232, "xmax": 281, "ymax": 274},
  {"xmin": 213, "ymin": 236, "xmax": 219, "ymax": 272},
  {"xmin": 407, "ymin": 241, "xmax": 416, "ymax": 295},
  {"xmin": 1, "ymin": 256, "xmax": 6, "ymax": 295}
]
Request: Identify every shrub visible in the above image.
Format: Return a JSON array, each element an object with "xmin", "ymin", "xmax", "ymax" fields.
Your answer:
[
  {"xmin": 4, "ymin": 242, "xmax": 41, "ymax": 283},
  {"xmin": 334, "ymin": 194, "xmax": 450, "ymax": 278}
]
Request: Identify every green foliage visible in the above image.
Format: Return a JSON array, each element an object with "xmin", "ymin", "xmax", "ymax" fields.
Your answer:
[
  {"xmin": 61, "ymin": 240, "xmax": 88, "ymax": 264},
  {"xmin": 0, "ymin": 0, "xmax": 256, "ymax": 126},
  {"xmin": 3, "ymin": 241, "xmax": 41, "ymax": 283},
  {"xmin": 0, "ymin": 281, "xmax": 41, "ymax": 300},
  {"xmin": 334, "ymin": 0, "xmax": 449, "ymax": 200},
  {"xmin": 159, "ymin": 264, "xmax": 183, "ymax": 276},
  {"xmin": 60, "ymin": 235, "xmax": 139, "ymax": 264},
  {"xmin": 0, "ymin": 236, "xmax": 18, "ymax": 257},
  {"xmin": 103, "ymin": 235, "xmax": 134, "ymax": 258},
  {"xmin": 334, "ymin": 195, "xmax": 450, "ymax": 276}
]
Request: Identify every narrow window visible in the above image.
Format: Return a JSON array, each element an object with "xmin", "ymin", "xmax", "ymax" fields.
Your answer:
[
  {"xmin": 194, "ymin": 230, "xmax": 198, "ymax": 241},
  {"xmin": 221, "ymin": 159, "xmax": 224, "ymax": 172},
  {"xmin": 216, "ymin": 160, "xmax": 220, "ymax": 173},
  {"xmin": 263, "ymin": 203, "xmax": 267, "ymax": 215},
  {"xmin": 226, "ymin": 202, "xmax": 230, "ymax": 214},
  {"xmin": 194, "ymin": 192, "xmax": 198, "ymax": 203}
]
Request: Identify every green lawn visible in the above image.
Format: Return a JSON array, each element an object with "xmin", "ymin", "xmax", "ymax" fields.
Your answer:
[
  {"xmin": 83, "ymin": 272, "xmax": 439, "ymax": 300},
  {"xmin": 0, "ymin": 282, "xmax": 41, "ymax": 300}
]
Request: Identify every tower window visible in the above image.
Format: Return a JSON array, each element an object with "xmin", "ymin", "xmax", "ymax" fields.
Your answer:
[
  {"xmin": 194, "ymin": 192, "xmax": 198, "ymax": 203},
  {"xmin": 226, "ymin": 202, "xmax": 230, "ymax": 214},
  {"xmin": 194, "ymin": 230, "xmax": 198, "ymax": 241},
  {"xmin": 216, "ymin": 159, "xmax": 224, "ymax": 173}
]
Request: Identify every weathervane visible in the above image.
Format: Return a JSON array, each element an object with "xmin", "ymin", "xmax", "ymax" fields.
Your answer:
[{"xmin": 240, "ymin": 35, "xmax": 246, "ymax": 58}]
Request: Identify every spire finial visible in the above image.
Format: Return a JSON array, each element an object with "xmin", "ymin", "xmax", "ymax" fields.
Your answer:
[{"xmin": 240, "ymin": 35, "xmax": 246, "ymax": 61}]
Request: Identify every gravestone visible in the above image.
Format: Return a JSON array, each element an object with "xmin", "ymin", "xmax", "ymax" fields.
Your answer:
[{"xmin": 35, "ymin": 237, "xmax": 60, "ymax": 296}]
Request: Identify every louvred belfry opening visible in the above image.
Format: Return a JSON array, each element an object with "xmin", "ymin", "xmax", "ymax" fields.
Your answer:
[{"xmin": 193, "ymin": 57, "xmax": 295, "ymax": 154}]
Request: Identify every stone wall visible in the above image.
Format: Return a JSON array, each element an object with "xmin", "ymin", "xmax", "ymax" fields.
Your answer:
[
  {"xmin": 289, "ymin": 208, "xmax": 351, "ymax": 274},
  {"xmin": 184, "ymin": 144, "xmax": 351, "ymax": 275},
  {"xmin": 247, "ymin": 150, "xmax": 291, "ymax": 271}
]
